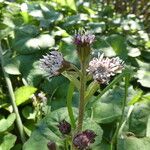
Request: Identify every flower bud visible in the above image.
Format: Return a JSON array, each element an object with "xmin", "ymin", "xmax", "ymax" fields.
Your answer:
[
  {"xmin": 57, "ymin": 120, "xmax": 71, "ymax": 135},
  {"xmin": 73, "ymin": 130, "xmax": 96, "ymax": 150},
  {"xmin": 74, "ymin": 31, "xmax": 95, "ymax": 63},
  {"xmin": 47, "ymin": 141, "xmax": 56, "ymax": 150}
]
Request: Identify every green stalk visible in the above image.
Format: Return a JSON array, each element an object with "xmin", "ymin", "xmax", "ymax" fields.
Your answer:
[
  {"xmin": 0, "ymin": 42, "xmax": 26, "ymax": 143},
  {"xmin": 67, "ymin": 82, "xmax": 76, "ymax": 129},
  {"xmin": 118, "ymin": 105, "xmax": 134, "ymax": 135},
  {"xmin": 77, "ymin": 62, "xmax": 86, "ymax": 131},
  {"xmin": 111, "ymin": 73, "xmax": 130, "ymax": 150}
]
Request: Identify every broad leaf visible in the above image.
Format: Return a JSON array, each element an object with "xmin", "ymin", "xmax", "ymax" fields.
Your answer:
[
  {"xmin": 117, "ymin": 136, "xmax": 150, "ymax": 150},
  {"xmin": 23, "ymin": 108, "xmax": 76, "ymax": 150},
  {"xmin": 129, "ymin": 100, "xmax": 150, "ymax": 137},
  {"xmin": 106, "ymin": 34, "xmax": 128, "ymax": 59},
  {"xmin": 14, "ymin": 86, "xmax": 37, "ymax": 106},
  {"xmin": 0, "ymin": 113, "xmax": 16, "ymax": 133},
  {"xmin": 0, "ymin": 133, "xmax": 16, "ymax": 150}
]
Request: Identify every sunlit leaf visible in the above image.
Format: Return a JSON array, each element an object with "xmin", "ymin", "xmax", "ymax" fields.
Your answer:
[{"xmin": 15, "ymin": 86, "xmax": 37, "ymax": 106}]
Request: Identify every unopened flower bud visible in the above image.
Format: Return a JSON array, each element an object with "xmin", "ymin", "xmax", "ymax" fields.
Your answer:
[
  {"xmin": 73, "ymin": 130, "xmax": 96, "ymax": 150},
  {"xmin": 74, "ymin": 31, "xmax": 95, "ymax": 63},
  {"xmin": 47, "ymin": 141, "xmax": 56, "ymax": 150},
  {"xmin": 57, "ymin": 120, "xmax": 71, "ymax": 135},
  {"xmin": 39, "ymin": 50, "xmax": 70, "ymax": 77}
]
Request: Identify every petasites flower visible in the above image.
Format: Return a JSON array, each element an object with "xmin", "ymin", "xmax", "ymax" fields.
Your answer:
[
  {"xmin": 74, "ymin": 31, "xmax": 95, "ymax": 46},
  {"xmin": 73, "ymin": 130, "xmax": 96, "ymax": 150},
  {"xmin": 57, "ymin": 120, "xmax": 71, "ymax": 135},
  {"xmin": 87, "ymin": 53, "xmax": 124, "ymax": 84},
  {"xmin": 39, "ymin": 50, "xmax": 70, "ymax": 77},
  {"xmin": 74, "ymin": 31, "xmax": 95, "ymax": 63}
]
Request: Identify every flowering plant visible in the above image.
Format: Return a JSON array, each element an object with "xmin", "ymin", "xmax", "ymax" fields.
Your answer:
[{"xmin": 38, "ymin": 31, "xmax": 127, "ymax": 150}]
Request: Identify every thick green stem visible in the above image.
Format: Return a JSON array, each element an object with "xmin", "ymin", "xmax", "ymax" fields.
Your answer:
[
  {"xmin": 77, "ymin": 62, "xmax": 86, "ymax": 132},
  {"xmin": 0, "ymin": 42, "xmax": 26, "ymax": 143}
]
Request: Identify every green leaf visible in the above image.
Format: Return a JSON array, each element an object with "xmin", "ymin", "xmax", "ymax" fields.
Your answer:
[
  {"xmin": 146, "ymin": 115, "xmax": 150, "ymax": 137},
  {"xmin": 88, "ymin": 22, "xmax": 106, "ymax": 33},
  {"xmin": 22, "ymin": 106, "xmax": 36, "ymax": 120},
  {"xmin": 63, "ymin": 14, "xmax": 88, "ymax": 27},
  {"xmin": 91, "ymin": 86, "xmax": 125, "ymax": 124},
  {"xmin": 117, "ymin": 137, "xmax": 150, "ymax": 150},
  {"xmin": 129, "ymin": 100, "xmax": 150, "ymax": 137},
  {"xmin": 0, "ymin": 133, "xmax": 16, "ymax": 150},
  {"xmin": 0, "ymin": 113, "xmax": 16, "ymax": 133},
  {"xmin": 128, "ymin": 90, "xmax": 143, "ymax": 105},
  {"xmin": 135, "ymin": 59, "xmax": 150, "ymax": 87},
  {"xmin": 23, "ymin": 108, "xmax": 77, "ymax": 150},
  {"xmin": 137, "ymin": 70, "xmax": 150, "ymax": 88},
  {"xmin": 128, "ymin": 48, "xmax": 141, "ymax": 57},
  {"xmin": 92, "ymin": 102, "xmax": 122, "ymax": 124},
  {"xmin": 4, "ymin": 58, "xmax": 20, "ymax": 75},
  {"xmin": 14, "ymin": 86, "xmax": 37, "ymax": 106},
  {"xmin": 14, "ymin": 34, "xmax": 55, "ymax": 54},
  {"xmin": 13, "ymin": 54, "xmax": 43, "ymax": 86},
  {"xmin": 52, "ymin": 0, "xmax": 76, "ymax": 11},
  {"xmin": 106, "ymin": 34, "xmax": 128, "ymax": 59},
  {"xmin": 93, "ymin": 139, "xmax": 111, "ymax": 150},
  {"xmin": 59, "ymin": 37, "xmax": 77, "ymax": 64}
]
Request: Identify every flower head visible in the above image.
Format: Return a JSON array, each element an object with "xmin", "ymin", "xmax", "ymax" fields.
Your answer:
[
  {"xmin": 87, "ymin": 53, "xmax": 124, "ymax": 84},
  {"xmin": 74, "ymin": 31, "xmax": 95, "ymax": 46},
  {"xmin": 57, "ymin": 120, "xmax": 71, "ymax": 135},
  {"xmin": 37, "ymin": 92, "xmax": 47, "ymax": 102},
  {"xmin": 39, "ymin": 50, "xmax": 69, "ymax": 77},
  {"xmin": 73, "ymin": 130, "xmax": 96, "ymax": 150},
  {"xmin": 73, "ymin": 31, "xmax": 95, "ymax": 63}
]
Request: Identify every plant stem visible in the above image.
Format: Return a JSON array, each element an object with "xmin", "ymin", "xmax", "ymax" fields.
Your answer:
[
  {"xmin": 0, "ymin": 42, "xmax": 26, "ymax": 143},
  {"xmin": 77, "ymin": 62, "xmax": 86, "ymax": 132},
  {"xmin": 118, "ymin": 105, "xmax": 134, "ymax": 135},
  {"xmin": 111, "ymin": 74, "xmax": 129, "ymax": 150},
  {"xmin": 67, "ymin": 82, "xmax": 76, "ymax": 129}
]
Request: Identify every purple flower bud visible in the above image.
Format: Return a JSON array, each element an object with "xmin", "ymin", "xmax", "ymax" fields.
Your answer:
[
  {"xmin": 73, "ymin": 31, "xmax": 95, "ymax": 63},
  {"xmin": 87, "ymin": 53, "xmax": 124, "ymax": 84},
  {"xmin": 83, "ymin": 130, "xmax": 96, "ymax": 143},
  {"xmin": 74, "ymin": 31, "xmax": 95, "ymax": 46},
  {"xmin": 57, "ymin": 120, "xmax": 71, "ymax": 135},
  {"xmin": 47, "ymin": 141, "xmax": 56, "ymax": 150},
  {"xmin": 73, "ymin": 130, "xmax": 96, "ymax": 150}
]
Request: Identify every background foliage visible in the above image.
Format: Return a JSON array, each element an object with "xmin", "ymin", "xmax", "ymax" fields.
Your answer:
[{"xmin": 0, "ymin": 0, "xmax": 150, "ymax": 149}]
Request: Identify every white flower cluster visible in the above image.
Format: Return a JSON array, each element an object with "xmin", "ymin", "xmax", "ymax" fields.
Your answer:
[
  {"xmin": 87, "ymin": 53, "xmax": 124, "ymax": 84},
  {"xmin": 39, "ymin": 51, "xmax": 64, "ymax": 77}
]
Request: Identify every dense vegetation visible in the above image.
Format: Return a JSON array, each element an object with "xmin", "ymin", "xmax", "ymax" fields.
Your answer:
[{"xmin": 0, "ymin": 0, "xmax": 150, "ymax": 150}]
